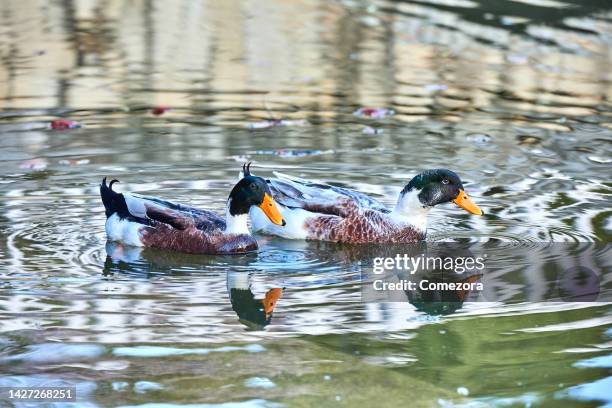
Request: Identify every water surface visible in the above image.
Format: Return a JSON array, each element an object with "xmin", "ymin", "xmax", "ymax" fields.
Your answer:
[{"xmin": 1, "ymin": 0, "xmax": 611, "ymax": 406}]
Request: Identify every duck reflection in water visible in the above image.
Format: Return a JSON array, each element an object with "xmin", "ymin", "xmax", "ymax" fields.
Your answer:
[
  {"xmin": 359, "ymin": 242, "xmax": 484, "ymax": 316},
  {"xmin": 403, "ymin": 272, "xmax": 482, "ymax": 315},
  {"xmin": 227, "ymin": 272, "xmax": 282, "ymax": 330},
  {"xmin": 102, "ymin": 239, "xmax": 483, "ymax": 333},
  {"xmin": 102, "ymin": 242, "xmax": 282, "ymax": 328}
]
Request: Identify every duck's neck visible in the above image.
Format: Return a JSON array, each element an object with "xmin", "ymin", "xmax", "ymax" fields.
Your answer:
[
  {"xmin": 227, "ymin": 272, "xmax": 251, "ymax": 291},
  {"xmin": 389, "ymin": 189, "xmax": 431, "ymax": 233},
  {"xmin": 225, "ymin": 199, "xmax": 250, "ymax": 235}
]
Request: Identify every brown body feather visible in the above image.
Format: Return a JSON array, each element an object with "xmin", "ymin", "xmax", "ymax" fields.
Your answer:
[
  {"xmin": 141, "ymin": 224, "xmax": 257, "ymax": 254},
  {"xmin": 304, "ymin": 199, "xmax": 425, "ymax": 244},
  {"xmin": 140, "ymin": 204, "xmax": 258, "ymax": 254},
  {"xmin": 266, "ymin": 174, "xmax": 424, "ymax": 244}
]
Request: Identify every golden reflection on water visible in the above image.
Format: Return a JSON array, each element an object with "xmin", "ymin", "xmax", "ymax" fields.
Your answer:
[{"xmin": 1, "ymin": 0, "xmax": 611, "ymax": 126}]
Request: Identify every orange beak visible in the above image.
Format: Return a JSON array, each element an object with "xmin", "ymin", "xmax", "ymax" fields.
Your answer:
[
  {"xmin": 452, "ymin": 189, "xmax": 483, "ymax": 215},
  {"xmin": 262, "ymin": 288, "xmax": 282, "ymax": 317},
  {"xmin": 259, "ymin": 193, "xmax": 286, "ymax": 226}
]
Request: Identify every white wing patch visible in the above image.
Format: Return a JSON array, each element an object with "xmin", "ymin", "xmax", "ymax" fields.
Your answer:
[
  {"xmin": 123, "ymin": 193, "xmax": 155, "ymax": 219},
  {"xmin": 270, "ymin": 172, "xmax": 387, "ymax": 213}
]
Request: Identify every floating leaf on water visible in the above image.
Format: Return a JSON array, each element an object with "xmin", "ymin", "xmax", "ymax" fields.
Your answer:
[
  {"xmin": 362, "ymin": 126, "xmax": 384, "ymax": 135},
  {"xmin": 353, "ymin": 107, "xmax": 395, "ymax": 119},
  {"xmin": 50, "ymin": 119, "xmax": 81, "ymax": 130},
  {"xmin": 151, "ymin": 106, "xmax": 171, "ymax": 115},
  {"xmin": 19, "ymin": 158, "xmax": 48, "ymax": 171}
]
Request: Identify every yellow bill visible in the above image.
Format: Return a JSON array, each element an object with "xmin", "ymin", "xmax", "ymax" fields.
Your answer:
[
  {"xmin": 259, "ymin": 193, "xmax": 286, "ymax": 226},
  {"xmin": 453, "ymin": 189, "xmax": 483, "ymax": 215}
]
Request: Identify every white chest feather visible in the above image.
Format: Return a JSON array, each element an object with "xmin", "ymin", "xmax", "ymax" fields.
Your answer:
[
  {"xmin": 105, "ymin": 214, "xmax": 145, "ymax": 247},
  {"xmin": 389, "ymin": 189, "xmax": 430, "ymax": 233},
  {"xmin": 224, "ymin": 202, "xmax": 250, "ymax": 235}
]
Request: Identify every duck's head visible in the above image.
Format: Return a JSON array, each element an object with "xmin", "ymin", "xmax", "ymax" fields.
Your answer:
[
  {"xmin": 398, "ymin": 169, "xmax": 483, "ymax": 215},
  {"xmin": 230, "ymin": 287, "xmax": 282, "ymax": 329},
  {"xmin": 228, "ymin": 164, "xmax": 286, "ymax": 226}
]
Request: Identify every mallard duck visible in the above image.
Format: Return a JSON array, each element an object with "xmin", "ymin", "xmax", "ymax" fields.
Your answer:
[
  {"xmin": 100, "ymin": 164, "xmax": 285, "ymax": 254},
  {"xmin": 249, "ymin": 169, "xmax": 482, "ymax": 243}
]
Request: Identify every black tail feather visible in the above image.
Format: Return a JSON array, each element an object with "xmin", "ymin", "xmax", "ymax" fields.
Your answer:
[{"xmin": 100, "ymin": 177, "xmax": 123, "ymax": 218}]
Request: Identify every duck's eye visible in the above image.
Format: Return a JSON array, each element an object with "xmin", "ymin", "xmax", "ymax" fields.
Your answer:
[
  {"xmin": 250, "ymin": 183, "xmax": 258, "ymax": 190},
  {"xmin": 442, "ymin": 179, "xmax": 450, "ymax": 185}
]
